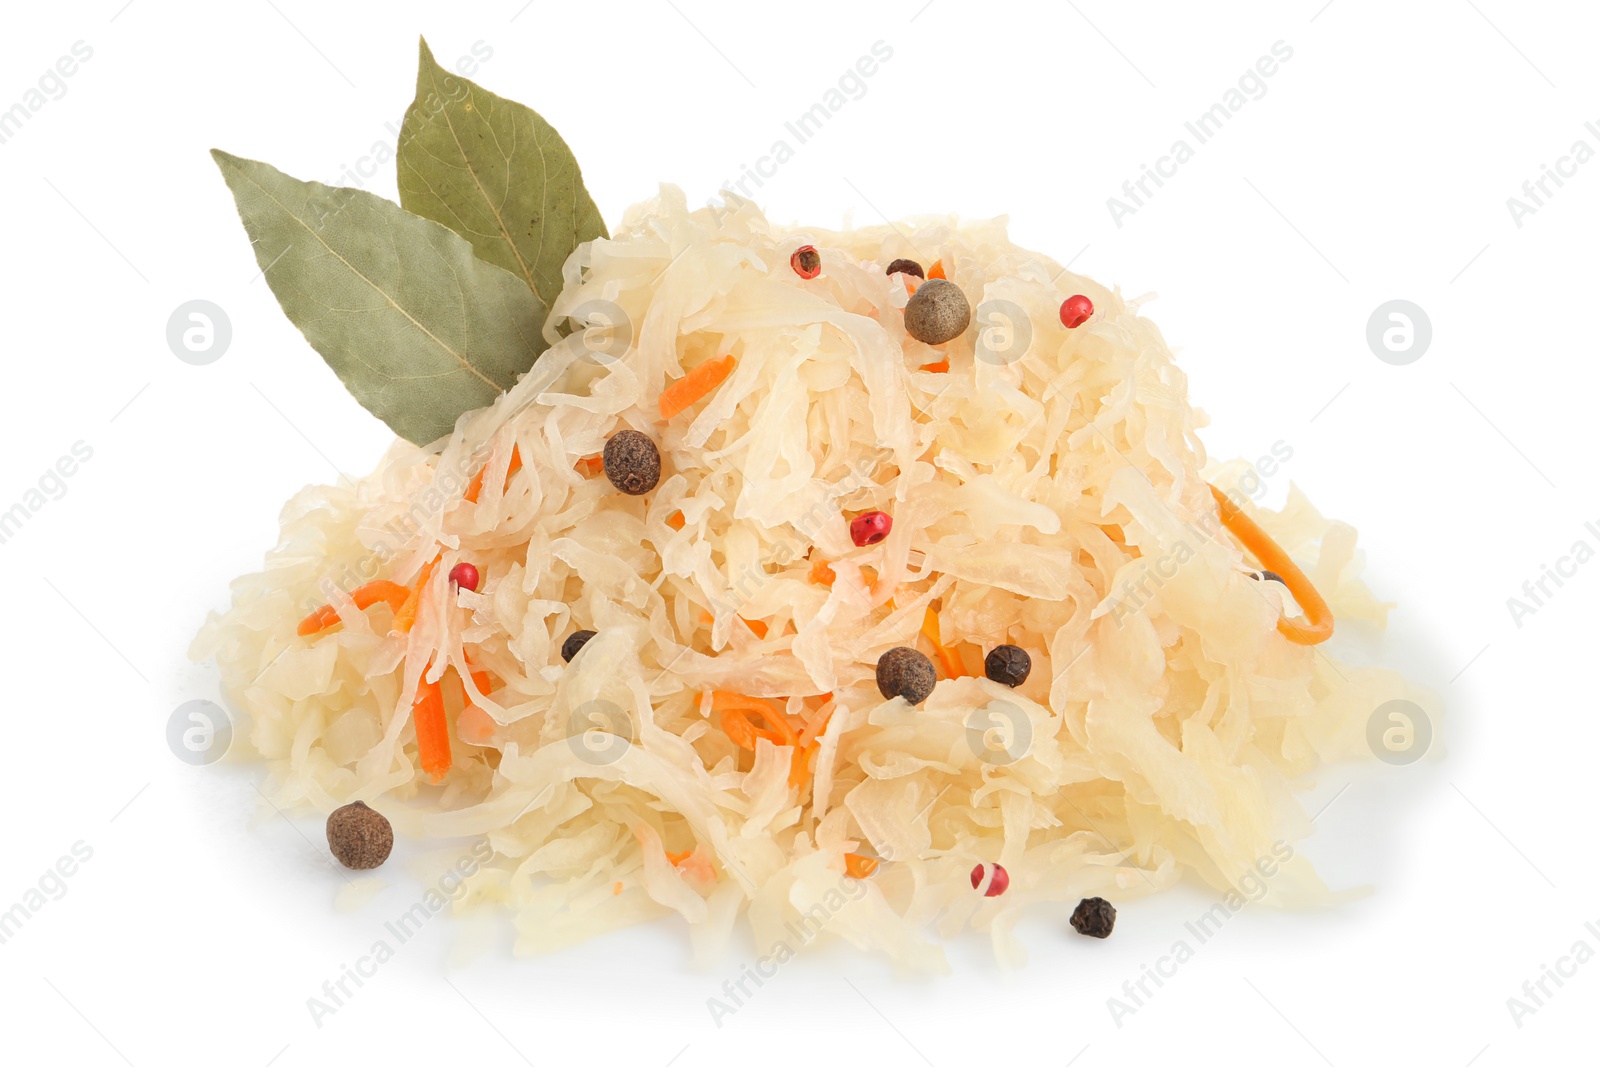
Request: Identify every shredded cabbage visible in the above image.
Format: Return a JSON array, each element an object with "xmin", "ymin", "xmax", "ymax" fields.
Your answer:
[{"xmin": 193, "ymin": 185, "xmax": 1430, "ymax": 970}]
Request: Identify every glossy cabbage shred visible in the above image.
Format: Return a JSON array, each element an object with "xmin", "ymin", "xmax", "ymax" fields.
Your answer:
[{"xmin": 193, "ymin": 186, "xmax": 1428, "ymax": 971}]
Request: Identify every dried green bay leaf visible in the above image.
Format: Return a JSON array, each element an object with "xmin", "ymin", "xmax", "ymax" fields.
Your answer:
[
  {"xmin": 211, "ymin": 149, "xmax": 547, "ymax": 446},
  {"xmin": 397, "ymin": 37, "xmax": 607, "ymax": 307}
]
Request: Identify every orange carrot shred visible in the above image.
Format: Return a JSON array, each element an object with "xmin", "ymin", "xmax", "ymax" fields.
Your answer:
[
  {"xmin": 465, "ymin": 445, "xmax": 522, "ymax": 504},
  {"xmin": 413, "ymin": 670, "xmax": 451, "ymax": 783},
  {"xmin": 741, "ymin": 616, "xmax": 769, "ymax": 639},
  {"xmin": 296, "ymin": 580, "xmax": 411, "ymax": 637},
  {"xmin": 922, "ymin": 605, "xmax": 965, "ymax": 678},
  {"xmin": 927, "ymin": 259, "xmax": 946, "ymax": 280},
  {"xmin": 666, "ymin": 510, "xmax": 686, "ymax": 530},
  {"xmin": 713, "ymin": 691, "xmax": 799, "ymax": 748},
  {"xmin": 659, "ymin": 355, "xmax": 736, "ymax": 419},
  {"xmin": 393, "ymin": 554, "xmax": 440, "ymax": 634},
  {"xmin": 1209, "ymin": 484, "xmax": 1334, "ymax": 645},
  {"xmin": 845, "ymin": 854, "xmax": 879, "ymax": 879},
  {"xmin": 613, "ymin": 881, "xmax": 623, "ymax": 895},
  {"xmin": 809, "ymin": 559, "xmax": 836, "ymax": 586},
  {"xmin": 922, "ymin": 359, "xmax": 950, "ymax": 373},
  {"xmin": 575, "ymin": 455, "xmax": 604, "ymax": 477}
]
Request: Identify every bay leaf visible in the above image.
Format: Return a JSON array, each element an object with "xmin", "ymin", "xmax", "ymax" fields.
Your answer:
[
  {"xmin": 211, "ymin": 149, "xmax": 547, "ymax": 445},
  {"xmin": 397, "ymin": 37, "xmax": 607, "ymax": 307}
]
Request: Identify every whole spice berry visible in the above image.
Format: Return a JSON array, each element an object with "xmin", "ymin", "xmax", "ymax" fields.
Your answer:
[
  {"xmin": 1071, "ymin": 896, "xmax": 1117, "ymax": 938},
  {"xmin": 886, "ymin": 258, "xmax": 924, "ymax": 279},
  {"xmin": 326, "ymin": 801, "xmax": 393, "ymax": 871},
  {"xmin": 561, "ymin": 629, "xmax": 597, "ymax": 662},
  {"xmin": 1251, "ymin": 570, "xmax": 1285, "ymax": 584},
  {"xmin": 970, "ymin": 862, "xmax": 1009, "ymax": 897},
  {"xmin": 790, "ymin": 245, "xmax": 822, "ymax": 279},
  {"xmin": 876, "ymin": 646, "xmax": 936, "ymax": 705},
  {"xmin": 984, "ymin": 645, "xmax": 1032, "ymax": 688},
  {"xmin": 1059, "ymin": 294, "xmax": 1094, "ymax": 328},
  {"xmin": 903, "ymin": 278, "xmax": 971, "ymax": 345},
  {"xmin": 850, "ymin": 510, "xmax": 893, "ymax": 547},
  {"xmin": 448, "ymin": 562, "xmax": 480, "ymax": 592},
  {"xmin": 602, "ymin": 429, "xmax": 661, "ymax": 495}
]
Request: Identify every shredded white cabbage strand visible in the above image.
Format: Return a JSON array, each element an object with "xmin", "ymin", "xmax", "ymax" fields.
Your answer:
[{"xmin": 193, "ymin": 186, "xmax": 1429, "ymax": 970}]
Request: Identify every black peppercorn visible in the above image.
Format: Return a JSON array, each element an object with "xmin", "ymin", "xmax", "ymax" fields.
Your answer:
[
  {"xmin": 1070, "ymin": 896, "xmax": 1117, "ymax": 938},
  {"xmin": 561, "ymin": 630, "xmax": 597, "ymax": 662},
  {"xmin": 903, "ymin": 279, "xmax": 971, "ymax": 345},
  {"xmin": 602, "ymin": 430, "xmax": 661, "ymax": 496},
  {"xmin": 326, "ymin": 801, "xmax": 394, "ymax": 870},
  {"xmin": 875, "ymin": 646, "xmax": 936, "ymax": 705},
  {"xmin": 886, "ymin": 258, "xmax": 924, "ymax": 279},
  {"xmin": 984, "ymin": 645, "xmax": 1031, "ymax": 688}
]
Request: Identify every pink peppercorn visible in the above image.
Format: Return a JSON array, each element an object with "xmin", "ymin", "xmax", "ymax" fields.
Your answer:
[
  {"xmin": 971, "ymin": 862, "xmax": 1009, "ymax": 897},
  {"xmin": 448, "ymin": 562, "xmax": 480, "ymax": 592},
  {"xmin": 850, "ymin": 511, "xmax": 892, "ymax": 547},
  {"xmin": 1060, "ymin": 294, "xmax": 1094, "ymax": 328},
  {"xmin": 791, "ymin": 245, "xmax": 821, "ymax": 279}
]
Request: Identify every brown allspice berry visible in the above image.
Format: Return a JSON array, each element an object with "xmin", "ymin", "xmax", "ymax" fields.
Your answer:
[
  {"xmin": 603, "ymin": 429, "xmax": 661, "ymax": 495},
  {"xmin": 903, "ymin": 278, "xmax": 971, "ymax": 345},
  {"xmin": 326, "ymin": 801, "xmax": 394, "ymax": 871},
  {"xmin": 875, "ymin": 646, "xmax": 937, "ymax": 705},
  {"xmin": 886, "ymin": 258, "xmax": 924, "ymax": 279}
]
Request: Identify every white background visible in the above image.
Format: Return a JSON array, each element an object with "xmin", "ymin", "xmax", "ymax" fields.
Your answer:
[{"xmin": 0, "ymin": 1, "xmax": 1593, "ymax": 1064}]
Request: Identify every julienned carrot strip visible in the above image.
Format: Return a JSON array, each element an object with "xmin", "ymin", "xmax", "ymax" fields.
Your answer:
[
  {"xmin": 465, "ymin": 445, "xmax": 523, "ymax": 504},
  {"xmin": 927, "ymin": 259, "xmax": 946, "ymax": 280},
  {"xmin": 713, "ymin": 692, "xmax": 817, "ymax": 787},
  {"xmin": 1208, "ymin": 483, "xmax": 1334, "ymax": 646},
  {"xmin": 922, "ymin": 359, "xmax": 950, "ymax": 373},
  {"xmin": 809, "ymin": 559, "xmax": 836, "ymax": 586},
  {"xmin": 296, "ymin": 580, "xmax": 412, "ymax": 636},
  {"xmin": 413, "ymin": 670, "xmax": 451, "ymax": 782},
  {"xmin": 741, "ymin": 616, "xmax": 769, "ymax": 639},
  {"xmin": 575, "ymin": 455, "xmax": 604, "ymax": 477},
  {"xmin": 713, "ymin": 692, "xmax": 799, "ymax": 747},
  {"xmin": 922, "ymin": 605, "xmax": 965, "ymax": 678},
  {"xmin": 659, "ymin": 355, "xmax": 736, "ymax": 419},
  {"xmin": 844, "ymin": 854, "xmax": 878, "ymax": 879},
  {"xmin": 666, "ymin": 510, "xmax": 686, "ymax": 530},
  {"xmin": 393, "ymin": 554, "xmax": 440, "ymax": 634}
]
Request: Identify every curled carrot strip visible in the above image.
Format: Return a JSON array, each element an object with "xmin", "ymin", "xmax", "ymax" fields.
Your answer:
[
  {"xmin": 413, "ymin": 670, "xmax": 451, "ymax": 783},
  {"xmin": 296, "ymin": 580, "xmax": 411, "ymax": 637},
  {"xmin": 1208, "ymin": 483, "xmax": 1334, "ymax": 646},
  {"xmin": 714, "ymin": 691, "xmax": 798, "ymax": 748},
  {"xmin": 465, "ymin": 445, "xmax": 523, "ymax": 504},
  {"xmin": 809, "ymin": 559, "xmax": 836, "ymax": 587},
  {"xmin": 659, "ymin": 355, "xmax": 736, "ymax": 419},
  {"xmin": 845, "ymin": 854, "xmax": 878, "ymax": 879},
  {"xmin": 922, "ymin": 605, "xmax": 965, "ymax": 678}
]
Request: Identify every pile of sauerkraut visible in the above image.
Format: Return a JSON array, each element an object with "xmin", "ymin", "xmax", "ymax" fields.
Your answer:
[{"xmin": 193, "ymin": 185, "xmax": 1427, "ymax": 970}]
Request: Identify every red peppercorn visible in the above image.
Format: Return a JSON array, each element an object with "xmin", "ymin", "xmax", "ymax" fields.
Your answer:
[
  {"xmin": 1060, "ymin": 294, "xmax": 1094, "ymax": 328},
  {"xmin": 448, "ymin": 562, "xmax": 480, "ymax": 592},
  {"xmin": 970, "ymin": 862, "xmax": 1009, "ymax": 897},
  {"xmin": 791, "ymin": 245, "xmax": 822, "ymax": 280},
  {"xmin": 849, "ymin": 510, "xmax": 892, "ymax": 547}
]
